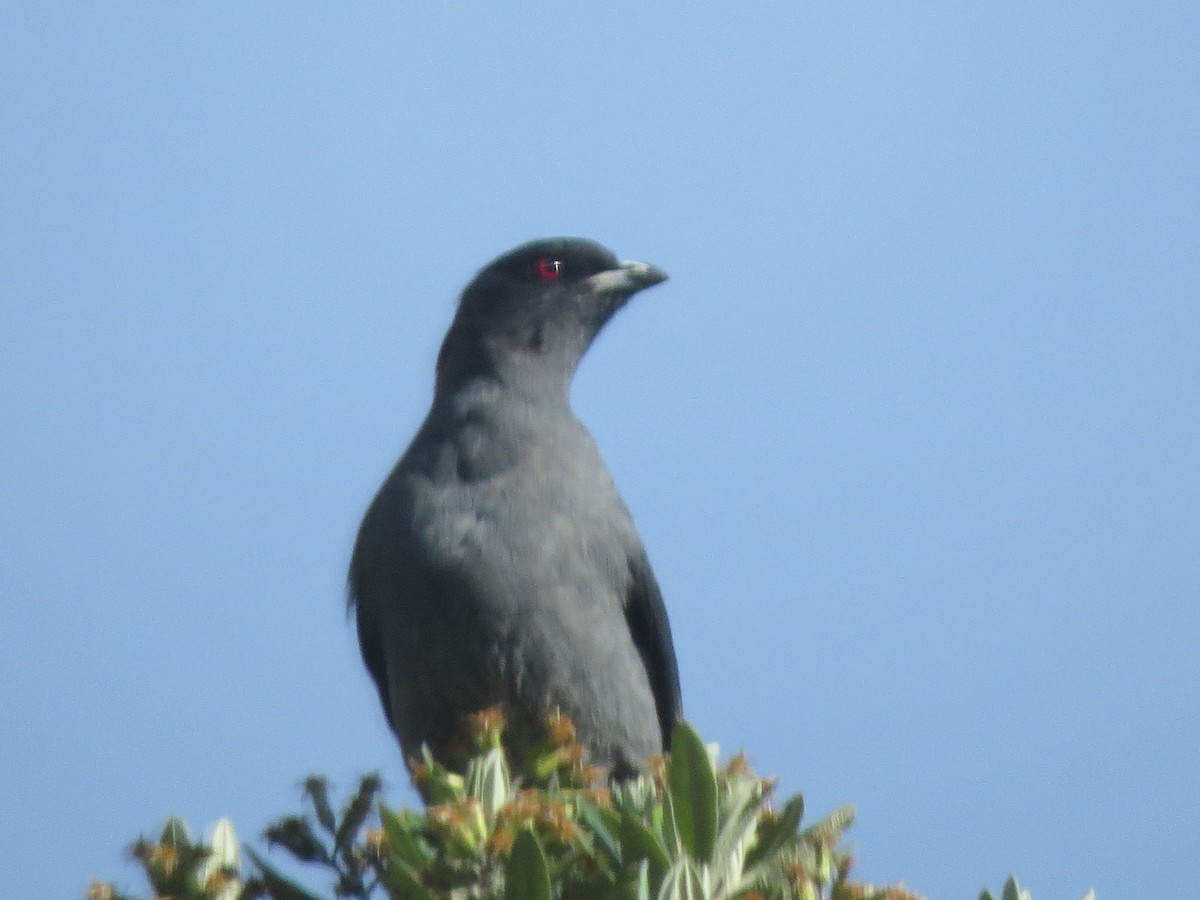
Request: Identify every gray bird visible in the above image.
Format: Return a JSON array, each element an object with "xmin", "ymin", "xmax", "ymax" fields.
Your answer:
[{"xmin": 349, "ymin": 237, "xmax": 682, "ymax": 777}]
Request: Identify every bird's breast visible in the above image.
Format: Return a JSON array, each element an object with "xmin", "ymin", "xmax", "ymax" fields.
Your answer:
[{"xmin": 409, "ymin": 432, "xmax": 630, "ymax": 593}]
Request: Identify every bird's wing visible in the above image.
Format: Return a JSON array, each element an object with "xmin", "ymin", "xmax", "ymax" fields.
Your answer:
[
  {"xmin": 623, "ymin": 552, "xmax": 683, "ymax": 748},
  {"xmin": 348, "ymin": 545, "xmax": 396, "ymax": 728}
]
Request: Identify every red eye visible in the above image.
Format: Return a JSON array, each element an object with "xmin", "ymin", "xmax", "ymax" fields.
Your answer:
[{"xmin": 534, "ymin": 258, "xmax": 564, "ymax": 280}]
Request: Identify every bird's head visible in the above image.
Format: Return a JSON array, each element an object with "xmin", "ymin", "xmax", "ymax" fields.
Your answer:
[{"xmin": 435, "ymin": 238, "xmax": 668, "ymax": 399}]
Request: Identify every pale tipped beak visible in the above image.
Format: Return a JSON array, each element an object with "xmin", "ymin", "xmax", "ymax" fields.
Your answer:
[
  {"xmin": 618, "ymin": 259, "xmax": 669, "ymax": 288},
  {"xmin": 588, "ymin": 259, "xmax": 669, "ymax": 295}
]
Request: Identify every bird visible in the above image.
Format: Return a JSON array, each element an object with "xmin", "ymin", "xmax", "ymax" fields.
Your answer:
[{"xmin": 349, "ymin": 237, "xmax": 682, "ymax": 778}]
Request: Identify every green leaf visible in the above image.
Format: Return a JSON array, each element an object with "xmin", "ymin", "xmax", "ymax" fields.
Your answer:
[
  {"xmin": 244, "ymin": 848, "xmax": 323, "ymax": 900},
  {"xmin": 465, "ymin": 746, "xmax": 511, "ymax": 823},
  {"xmin": 379, "ymin": 803, "xmax": 434, "ymax": 871},
  {"xmin": 235, "ymin": 880, "xmax": 269, "ymax": 900},
  {"xmin": 575, "ymin": 795, "xmax": 622, "ymax": 869},
  {"xmin": 709, "ymin": 778, "xmax": 765, "ymax": 893},
  {"xmin": 263, "ymin": 817, "xmax": 329, "ymax": 865},
  {"xmin": 159, "ymin": 816, "xmax": 192, "ymax": 847},
  {"xmin": 667, "ymin": 722, "xmax": 718, "ymax": 863},
  {"xmin": 200, "ymin": 818, "xmax": 241, "ymax": 900},
  {"xmin": 744, "ymin": 794, "xmax": 804, "ymax": 871},
  {"xmin": 800, "ymin": 803, "xmax": 853, "ymax": 845},
  {"xmin": 372, "ymin": 809, "xmax": 439, "ymax": 900},
  {"xmin": 334, "ymin": 773, "xmax": 380, "ymax": 854},
  {"xmin": 661, "ymin": 787, "xmax": 681, "ymax": 858},
  {"xmin": 376, "ymin": 852, "xmax": 440, "ymax": 900},
  {"xmin": 656, "ymin": 857, "xmax": 708, "ymax": 900},
  {"xmin": 1001, "ymin": 875, "xmax": 1031, "ymax": 900},
  {"xmin": 132, "ymin": 819, "xmax": 212, "ymax": 897},
  {"xmin": 621, "ymin": 809, "xmax": 672, "ymax": 887},
  {"xmin": 206, "ymin": 818, "xmax": 240, "ymax": 868},
  {"xmin": 506, "ymin": 827, "xmax": 552, "ymax": 900},
  {"xmin": 301, "ymin": 777, "xmax": 336, "ymax": 836},
  {"xmin": 630, "ymin": 860, "xmax": 650, "ymax": 900},
  {"xmin": 415, "ymin": 746, "xmax": 467, "ymax": 805}
]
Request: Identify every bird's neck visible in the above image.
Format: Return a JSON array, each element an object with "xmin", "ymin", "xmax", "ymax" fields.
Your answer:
[{"xmin": 435, "ymin": 329, "xmax": 581, "ymax": 408}]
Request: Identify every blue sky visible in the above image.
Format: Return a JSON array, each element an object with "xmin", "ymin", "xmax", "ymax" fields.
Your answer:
[{"xmin": 2, "ymin": 3, "xmax": 1197, "ymax": 898}]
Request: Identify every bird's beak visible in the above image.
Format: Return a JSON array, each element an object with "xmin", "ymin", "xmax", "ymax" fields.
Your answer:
[{"xmin": 587, "ymin": 259, "xmax": 669, "ymax": 296}]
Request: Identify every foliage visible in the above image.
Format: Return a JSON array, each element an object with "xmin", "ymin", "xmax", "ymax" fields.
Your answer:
[
  {"xmin": 977, "ymin": 876, "xmax": 1094, "ymax": 900},
  {"xmin": 88, "ymin": 716, "xmax": 1089, "ymax": 900}
]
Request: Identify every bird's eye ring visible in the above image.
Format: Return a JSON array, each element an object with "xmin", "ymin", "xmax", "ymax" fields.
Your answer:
[{"xmin": 534, "ymin": 258, "xmax": 564, "ymax": 280}]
